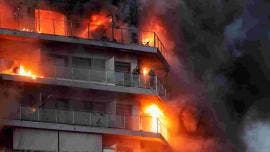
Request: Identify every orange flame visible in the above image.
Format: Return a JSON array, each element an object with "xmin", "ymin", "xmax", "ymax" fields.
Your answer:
[
  {"xmin": 35, "ymin": 9, "xmax": 66, "ymax": 35},
  {"xmin": 17, "ymin": 65, "xmax": 37, "ymax": 79},
  {"xmin": 89, "ymin": 12, "xmax": 112, "ymax": 32},
  {"xmin": 142, "ymin": 67, "xmax": 149, "ymax": 76},
  {"xmin": 141, "ymin": 32, "xmax": 155, "ymax": 47},
  {"xmin": 144, "ymin": 104, "xmax": 163, "ymax": 133}
]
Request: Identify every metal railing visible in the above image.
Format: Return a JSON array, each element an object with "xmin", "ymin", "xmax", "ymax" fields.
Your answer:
[
  {"xmin": 11, "ymin": 105, "xmax": 170, "ymax": 141},
  {"xmin": 0, "ymin": 59, "xmax": 167, "ymax": 97},
  {"xmin": 0, "ymin": 13, "xmax": 168, "ymax": 60}
]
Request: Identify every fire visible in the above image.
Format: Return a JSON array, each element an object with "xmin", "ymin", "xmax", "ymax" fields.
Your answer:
[
  {"xmin": 35, "ymin": 9, "xmax": 66, "ymax": 35},
  {"xmin": 141, "ymin": 32, "xmax": 155, "ymax": 47},
  {"xmin": 144, "ymin": 104, "xmax": 163, "ymax": 133},
  {"xmin": 17, "ymin": 65, "xmax": 37, "ymax": 79},
  {"xmin": 89, "ymin": 12, "xmax": 112, "ymax": 32},
  {"xmin": 142, "ymin": 67, "xmax": 148, "ymax": 76}
]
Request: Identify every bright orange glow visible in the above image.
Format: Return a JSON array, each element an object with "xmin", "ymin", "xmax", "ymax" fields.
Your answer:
[
  {"xmin": 142, "ymin": 67, "xmax": 148, "ymax": 76},
  {"xmin": 35, "ymin": 9, "xmax": 66, "ymax": 35},
  {"xmin": 141, "ymin": 32, "xmax": 155, "ymax": 47},
  {"xmin": 17, "ymin": 65, "xmax": 37, "ymax": 79},
  {"xmin": 144, "ymin": 104, "xmax": 163, "ymax": 133},
  {"xmin": 89, "ymin": 12, "xmax": 112, "ymax": 32}
]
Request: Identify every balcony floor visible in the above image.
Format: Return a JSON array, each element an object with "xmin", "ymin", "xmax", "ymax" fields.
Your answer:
[
  {"xmin": 0, "ymin": 74, "xmax": 157, "ymax": 96},
  {"xmin": 0, "ymin": 28, "xmax": 169, "ymax": 68},
  {"xmin": 0, "ymin": 119, "xmax": 166, "ymax": 143}
]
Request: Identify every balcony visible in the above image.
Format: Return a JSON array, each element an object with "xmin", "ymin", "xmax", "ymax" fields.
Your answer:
[
  {"xmin": 3, "ymin": 105, "xmax": 170, "ymax": 142},
  {"xmin": 0, "ymin": 13, "xmax": 168, "ymax": 61},
  {"xmin": 0, "ymin": 59, "xmax": 167, "ymax": 97}
]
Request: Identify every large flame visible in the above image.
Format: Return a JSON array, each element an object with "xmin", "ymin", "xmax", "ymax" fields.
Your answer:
[
  {"xmin": 144, "ymin": 104, "xmax": 163, "ymax": 133},
  {"xmin": 35, "ymin": 9, "xmax": 66, "ymax": 35},
  {"xmin": 17, "ymin": 65, "xmax": 37, "ymax": 79},
  {"xmin": 89, "ymin": 12, "xmax": 112, "ymax": 32}
]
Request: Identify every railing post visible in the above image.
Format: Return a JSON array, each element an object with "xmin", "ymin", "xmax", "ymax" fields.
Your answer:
[
  {"xmin": 155, "ymin": 76, "xmax": 158, "ymax": 94},
  {"xmin": 89, "ymin": 112, "xmax": 92, "ymax": 126},
  {"xmin": 139, "ymin": 116, "xmax": 142, "ymax": 130},
  {"xmin": 0, "ymin": 15, "xmax": 2, "ymax": 28},
  {"xmin": 154, "ymin": 33, "xmax": 156, "ymax": 47},
  {"xmin": 53, "ymin": 19, "xmax": 55, "ymax": 35},
  {"xmin": 54, "ymin": 66, "xmax": 57, "ymax": 79},
  {"xmin": 19, "ymin": 104, "xmax": 22, "ymax": 120},
  {"xmin": 37, "ymin": 107, "xmax": 40, "ymax": 121},
  {"xmin": 112, "ymin": 26, "xmax": 114, "ymax": 41},
  {"xmin": 105, "ymin": 71, "xmax": 108, "ymax": 84},
  {"xmin": 122, "ymin": 73, "xmax": 125, "ymax": 86},
  {"xmin": 55, "ymin": 109, "xmax": 58, "ymax": 123},
  {"xmin": 121, "ymin": 28, "xmax": 123, "ymax": 43},
  {"xmin": 17, "ymin": 16, "xmax": 20, "ymax": 30},
  {"xmin": 123, "ymin": 115, "xmax": 126, "ymax": 129},
  {"xmin": 70, "ymin": 22, "xmax": 73, "ymax": 36},
  {"xmin": 107, "ymin": 114, "xmax": 110, "ymax": 127},
  {"xmin": 87, "ymin": 23, "xmax": 90, "ymax": 39},
  {"xmin": 138, "ymin": 75, "xmax": 141, "ymax": 88},
  {"xmin": 72, "ymin": 111, "xmax": 75, "ymax": 124},
  {"xmin": 89, "ymin": 69, "xmax": 91, "ymax": 81},
  {"xmin": 71, "ymin": 67, "xmax": 74, "ymax": 80}
]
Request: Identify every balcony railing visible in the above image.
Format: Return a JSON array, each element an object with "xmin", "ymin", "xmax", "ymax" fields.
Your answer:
[
  {"xmin": 6, "ymin": 105, "xmax": 170, "ymax": 142},
  {"xmin": 0, "ymin": 14, "xmax": 168, "ymax": 60},
  {"xmin": 0, "ymin": 59, "xmax": 167, "ymax": 97}
]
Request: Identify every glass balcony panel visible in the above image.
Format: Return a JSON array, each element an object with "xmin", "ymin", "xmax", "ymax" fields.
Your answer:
[
  {"xmin": 57, "ymin": 109, "xmax": 73, "ymax": 124},
  {"xmin": 55, "ymin": 66, "xmax": 72, "ymax": 79},
  {"xmin": 72, "ymin": 68, "xmax": 90, "ymax": 81},
  {"xmin": 39, "ymin": 108, "xmax": 57, "ymax": 123},
  {"xmin": 74, "ymin": 111, "xmax": 90, "ymax": 126},
  {"xmin": 91, "ymin": 112, "xmax": 108, "ymax": 127},
  {"xmin": 90, "ymin": 70, "xmax": 106, "ymax": 83},
  {"xmin": 21, "ymin": 107, "xmax": 38, "ymax": 121}
]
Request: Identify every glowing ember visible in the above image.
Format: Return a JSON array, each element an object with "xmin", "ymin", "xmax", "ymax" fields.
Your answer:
[
  {"xmin": 145, "ymin": 104, "xmax": 163, "ymax": 133},
  {"xmin": 17, "ymin": 65, "xmax": 37, "ymax": 79},
  {"xmin": 31, "ymin": 107, "xmax": 37, "ymax": 112}
]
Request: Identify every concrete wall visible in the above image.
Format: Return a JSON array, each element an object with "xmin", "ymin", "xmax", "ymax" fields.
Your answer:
[
  {"xmin": 13, "ymin": 128, "xmax": 102, "ymax": 152},
  {"xmin": 60, "ymin": 132, "xmax": 102, "ymax": 152},
  {"xmin": 13, "ymin": 128, "xmax": 58, "ymax": 151},
  {"xmin": 43, "ymin": 44, "xmax": 138, "ymax": 73}
]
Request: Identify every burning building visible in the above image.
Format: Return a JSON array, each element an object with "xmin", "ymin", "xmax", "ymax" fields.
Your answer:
[{"xmin": 0, "ymin": 0, "xmax": 172, "ymax": 151}]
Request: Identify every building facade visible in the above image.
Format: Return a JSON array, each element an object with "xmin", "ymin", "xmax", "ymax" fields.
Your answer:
[{"xmin": 0, "ymin": 0, "xmax": 170, "ymax": 151}]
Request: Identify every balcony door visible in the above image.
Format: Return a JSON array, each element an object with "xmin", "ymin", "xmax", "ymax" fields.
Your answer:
[
  {"xmin": 72, "ymin": 57, "xmax": 91, "ymax": 81},
  {"xmin": 115, "ymin": 61, "xmax": 131, "ymax": 86}
]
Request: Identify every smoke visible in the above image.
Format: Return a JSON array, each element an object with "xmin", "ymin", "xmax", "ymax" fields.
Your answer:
[
  {"xmin": 137, "ymin": 0, "xmax": 236, "ymax": 151},
  {"xmin": 242, "ymin": 98, "xmax": 270, "ymax": 152},
  {"xmin": 243, "ymin": 122, "xmax": 270, "ymax": 152}
]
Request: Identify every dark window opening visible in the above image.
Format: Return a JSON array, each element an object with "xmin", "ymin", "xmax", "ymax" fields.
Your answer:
[{"xmin": 115, "ymin": 61, "xmax": 130, "ymax": 73}]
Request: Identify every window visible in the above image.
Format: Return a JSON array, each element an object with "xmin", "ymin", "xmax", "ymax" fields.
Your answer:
[
  {"xmin": 47, "ymin": 54, "xmax": 68, "ymax": 66},
  {"xmin": 72, "ymin": 57, "xmax": 91, "ymax": 68},
  {"xmin": 92, "ymin": 102, "xmax": 106, "ymax": 113},
  {"xmin": 92, "ymin": 58, "xmax": 106, "ymax": 71},
  {"xmin": 115, "ymin": 61, "xmax": 130, "ymax": 73},
  {"xmin": 116, "ymin": 104, "xmax": 132, "ymax": 115}
]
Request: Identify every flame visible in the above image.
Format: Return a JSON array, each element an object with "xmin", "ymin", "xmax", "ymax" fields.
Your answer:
[
  {"xmin": 142, "ymin": 67, "xmax": 148, "ymax": 76},
  {"xmin": 17, "ymin": 65, "xmax": 37, "ymax": 79},
  {"xmin": 35, "ymin": 9, "xmax": 66, "ymax": 35},
  {"xmin": 141, "ymin": 32, "xmax": 155, "ymax": 46},
  {"xmin": 89, "ymin": 12, "xmax": 112, "ymax": 32},
  {"xmin": 144, "ymin": 104, "xmax": 163, "ymax": 133}
]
